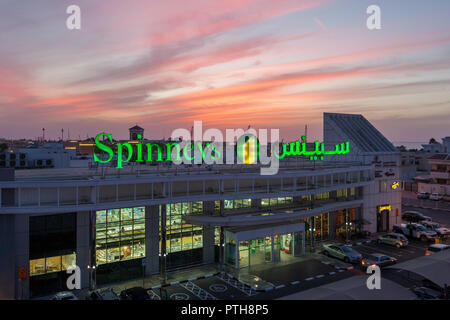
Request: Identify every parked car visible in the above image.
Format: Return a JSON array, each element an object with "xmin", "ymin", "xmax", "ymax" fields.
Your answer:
[
  {"xmin": 361, "ymin": 253, "xmax": 397, "ymax": 269},
  {"xmin": 417, "ymin": 192, "xmax": 430, "ymax": 199},
  {"xmin": 429, "ymin": 193, "xmax": 443, "ymax": 201},
  {"xmin": 401, "ymin": 211, "xmax": 432, "ymax": 223},
  {"xmin": 420, "ymin": 221, "xmax": 450, "ymax": 237},
  {"xmin": 322, "ymin": 244, "xmax": 362, "ymax": 263},
  {"xmin": 376, "ymin": 233, "xmax": 408, "ymax": 248},
  {"xmin": 51, "ymin": 291, "xmax": 78, "ymax": 300},
  {"xmin": 411, "ymin": 287, "xmax": 443, "ymax": 300},
  {"xmin": 425, "ymin": 244, "xmax": 450, "ymax": 256},
  {"xmin": 120, "ymin": 287, "xmax": 151, "ymax": 300},
  {"xmin": 393, "ymin": 223, "xmax": 437, "ymax": 241},
  {"xmin": 88, "ymin": 288, "xmax": 120, "ymax": 300}
]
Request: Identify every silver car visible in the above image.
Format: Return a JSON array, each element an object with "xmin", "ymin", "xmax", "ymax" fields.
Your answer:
[
  {"xmin": 377, "ymin": 233, "xmax": 408, "ymax": 248},
  {"xmin": 323, "ymin": 244, "xmax": 362, "ymax": 263},
  {"xmin": 361, "ymin": 253, "xmax": 397, "ymax": 269}
]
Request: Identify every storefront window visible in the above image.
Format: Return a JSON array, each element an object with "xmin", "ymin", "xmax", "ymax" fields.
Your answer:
[
  {"xmin": 30, "ymin": 258, "xmax": 45, "ymax": 276},
  {"xmin": 164, "ymin": 202, "xmax": 203, "ymax": 254},
  {"xmin": 95, "ymin": 206, "xmax": 146, "ymax": 265},
  {"xmin": 61, "ymin": 253, "xmax": 76, "ymax": 270},
  {"xmin": 30, "ymin": 254, "xmax": 76, "ymax": 276}
]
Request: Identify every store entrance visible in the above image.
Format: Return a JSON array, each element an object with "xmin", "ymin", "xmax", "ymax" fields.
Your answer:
[
  {"xmin": 377, "ymin": 209, "xmax": 390, "ymax": 232},
  {"xmin": 224, "ymin": 222, "xmax": 306, "ymax": 269}
]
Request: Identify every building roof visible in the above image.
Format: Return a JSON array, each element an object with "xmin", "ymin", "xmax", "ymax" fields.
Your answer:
[
  {"xmin": 129, "ymin": 125, "xmax": 144, "ymax": 130},
  {"xmin": 278, "ymin": 275, "xmax": 417, "ymax": 300},
  {"xmin": 387, "ymin": 249, "xmax": 450, "ymax": 289},
  {"xmin": 324, "ymin": 113, "xmax": 398, "ymax": 153}
]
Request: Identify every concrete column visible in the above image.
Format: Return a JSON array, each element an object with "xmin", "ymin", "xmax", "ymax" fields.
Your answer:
[
  {"xmin": 219, "ymin": 227, "xmax": 225, "ymax": 266},
  {"xmin": 202, "ymin": 201, "xmax": 215, "ymax": 215},
  {"xmin": 235, "ymin": 241, "xmax": 239, "ymax": 269},
  {"xmin": 202, "ymin": 225, "xmax": 215, "ymax": 264},
  {"xmin": 0, "ymin": 215, "xmax": 15, "ymax": 299},
  {"xmin": 14, "ymin": 214, "xmax": 29, "ymax": 300},
  {"xmin": 145, "ymin": 205, "xmax": 159, "ymax": 275},
  {"xmin": 76, "ymin": 211, "xmax": 91, "ymax": 290},
  {"xmin": 251, "ymin": 198, "xmax": 261, "ymax": 208}
]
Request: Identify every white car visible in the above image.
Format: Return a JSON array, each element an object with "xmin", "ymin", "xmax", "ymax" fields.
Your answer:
[
  {"xmin": 51, "ymin": 291, "xmax": 78, "ymax": 300},
  {"xmin": 420, "ymin": 221, "xmax": 450, "ymax": 237},
  {"xmin": 429, "ymin": 193, "xmax": 443, "ymax": 201}
]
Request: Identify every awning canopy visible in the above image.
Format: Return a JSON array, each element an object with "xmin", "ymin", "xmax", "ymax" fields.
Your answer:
[
  {"xmin": 225, "ymin": 222, "xmax": 304, "ymax": 242},
  {"xmin": 279, "ymin": 275, "xmax": 417, "ymax": 300},
  {"xmin": 387, "ymin": 250, "xmax": 450, "ymax": 289}
]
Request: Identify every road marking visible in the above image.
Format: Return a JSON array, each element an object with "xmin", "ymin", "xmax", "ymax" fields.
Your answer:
[{"xmin": 358, "ymin": 244, "xmax": 403, "ymax": 257}]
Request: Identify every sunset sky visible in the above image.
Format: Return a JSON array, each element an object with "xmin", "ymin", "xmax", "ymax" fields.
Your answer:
[{"xmin": 1, "ymin": 0, "xmax": 449, "ymax": 142}]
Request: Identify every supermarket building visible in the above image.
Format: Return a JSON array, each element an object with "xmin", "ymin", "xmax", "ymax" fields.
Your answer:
[{"xmin": 0, "ymin": 113, "xmax": 402, "ymax": 299}]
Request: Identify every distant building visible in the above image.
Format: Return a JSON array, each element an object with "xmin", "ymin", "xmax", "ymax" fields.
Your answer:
[
  {"xmin": 416, "ymin": 153, "xmax": 450, "ymax": 196},
  {"xmin": 129, "ymin": 125, "xmax": 144, "ymax": 140},
  {"xmin": 421, "ymin": 137, "xmax": 450, "ymax": 153},
  {"xmin": 400, "ymin": 151, "xmax": 431, "ymax": 182},
  {"xmin": 443, "ymin": 137, "xmax": 450, "ymax": 153}
]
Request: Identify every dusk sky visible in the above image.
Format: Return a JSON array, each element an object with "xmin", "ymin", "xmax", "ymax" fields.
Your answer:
[{"xmin": 1, "ymin": 0, "xmax": 449, "ymax": 142}]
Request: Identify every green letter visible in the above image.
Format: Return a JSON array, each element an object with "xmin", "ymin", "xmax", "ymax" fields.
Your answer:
[
  {"xmin": 94, "ymin": 133, "xmax": 114, "ymax": 163},
  {"xmin": 146, "ymin": 143, "xmax": 162, "ymax": 162},
  {"xmin": 183, "ymin": 142, "xmax": 195, "ymax": 161},
  {"xmin": 165, "ymin": 142, "xmax": 181, "ymax": 161},
  {"xmin": 116, "ymin": 142, "xmax": 133, "ymax": 169}
]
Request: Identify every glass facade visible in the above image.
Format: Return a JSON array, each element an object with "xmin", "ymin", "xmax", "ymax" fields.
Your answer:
[
  {"xmin": 29, "ymin": 213, "xmax": 77, "ymax": 297},
  {"xmin": 162, "ymin": 202, "xmax": 204, "ymax": 268},
  {"xmin": 95, "ymin": 206, "xmax": 146, "ymax": 265},
  {"xmin": 261, "ymin": 197, "xmax": 293, "ymax": 206},
  {"xmin": 222, "ymin": 199, "xmax": 251, "ymax": 210}
]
